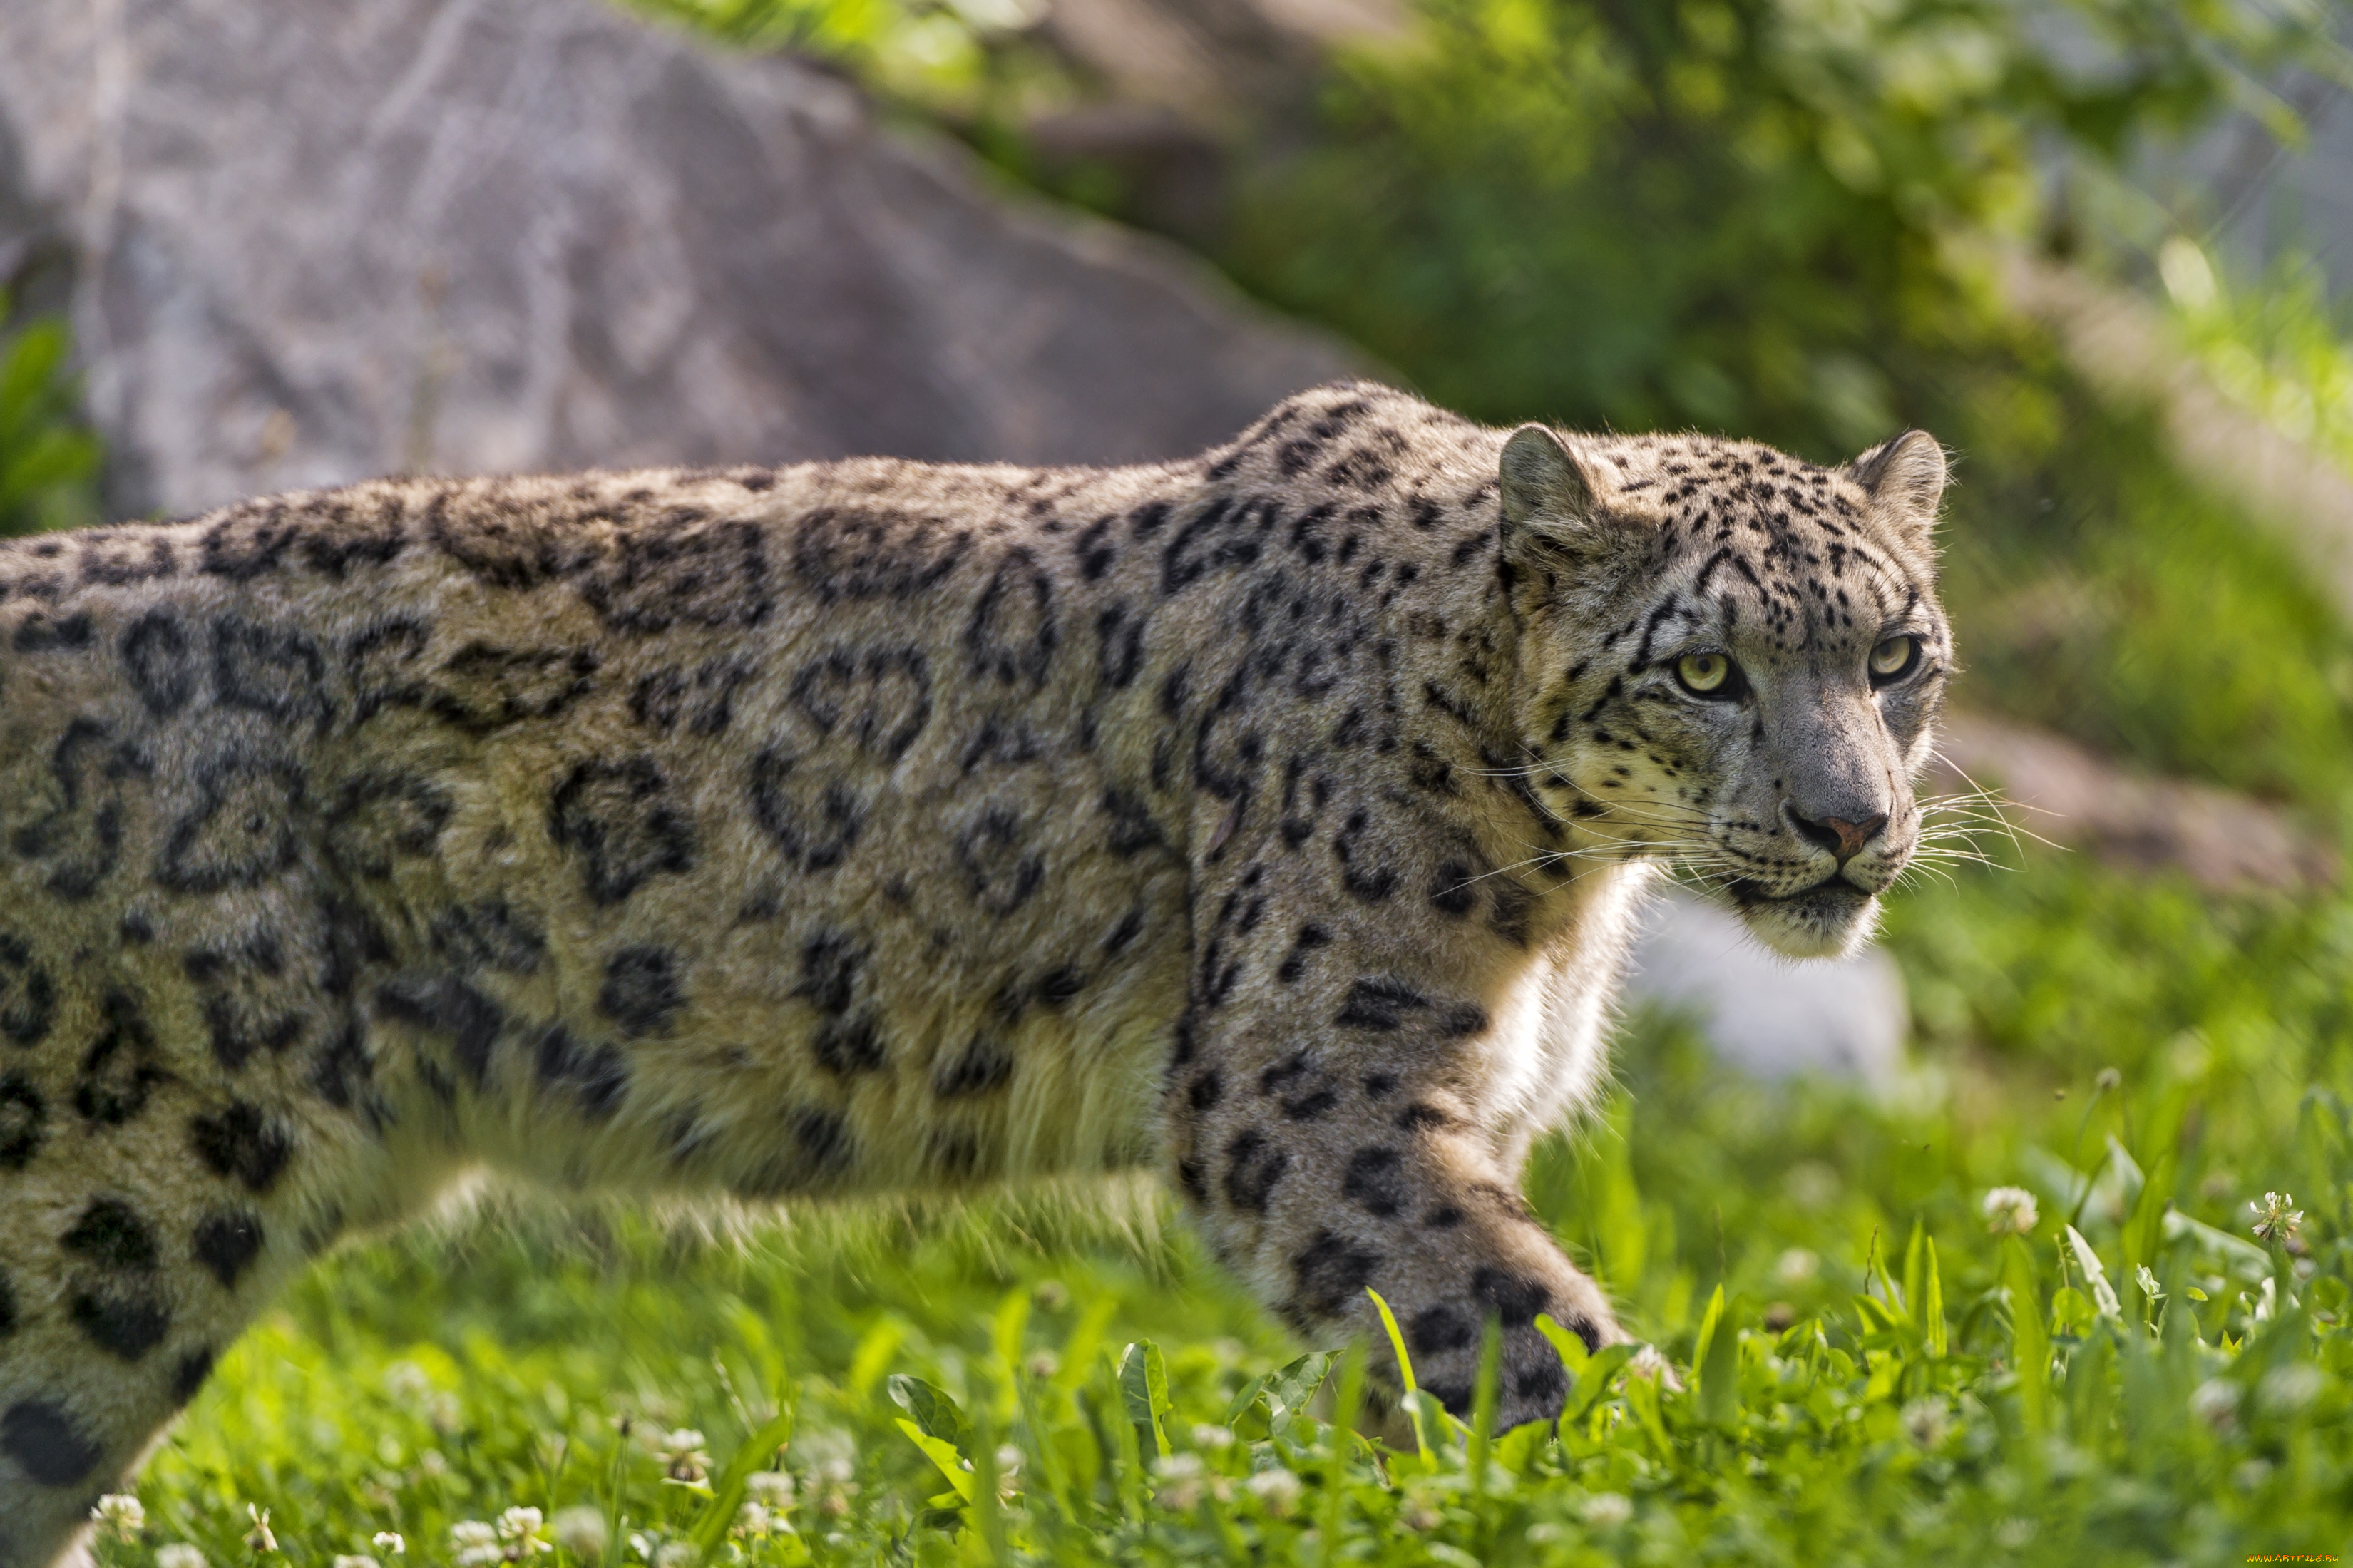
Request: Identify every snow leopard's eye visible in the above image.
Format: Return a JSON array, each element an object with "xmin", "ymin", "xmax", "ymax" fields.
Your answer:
[
  {"xmin": 1674, "ymin": 650, "xmax": 1734, "ymax": 696},
  {"xmin": 1869, "ymin": 635, "xmax": 1919, "ymax": 684}
]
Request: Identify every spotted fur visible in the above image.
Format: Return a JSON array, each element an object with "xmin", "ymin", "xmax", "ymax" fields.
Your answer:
[{"xmin": 0, "ymin": 382, "xmax": 1949, "ymax": 1564}]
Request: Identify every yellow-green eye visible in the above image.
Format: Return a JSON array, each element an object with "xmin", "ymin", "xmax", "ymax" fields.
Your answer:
[
  {"xmin": 1676, "ymin": 651, "xmax": 1731, "ymax": 694},
  {"xmin": 1870, "ymin": 635, "xmax": 1917, "ymax": 680}
]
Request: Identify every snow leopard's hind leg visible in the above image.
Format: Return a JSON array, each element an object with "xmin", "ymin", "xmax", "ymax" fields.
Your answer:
[{"xmin": 0, "ymin": 916, "xmax": 410, "ymax": 1568}]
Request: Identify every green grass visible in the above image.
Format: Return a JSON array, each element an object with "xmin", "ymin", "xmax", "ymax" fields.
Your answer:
[{"xmin": 86, "ymin": 849, "xmax": 2353, "ymax": 1567}]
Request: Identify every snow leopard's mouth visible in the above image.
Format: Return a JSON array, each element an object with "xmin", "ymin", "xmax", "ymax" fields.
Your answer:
[{"xmin": 1724, "ymin": 875, "xmax": 1873, "ymax": 909}]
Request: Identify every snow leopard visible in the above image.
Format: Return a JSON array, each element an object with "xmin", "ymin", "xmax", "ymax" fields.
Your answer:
[{"xmin": 0, "ymin": 380, "xmax": 1949, "ymax": 1562}]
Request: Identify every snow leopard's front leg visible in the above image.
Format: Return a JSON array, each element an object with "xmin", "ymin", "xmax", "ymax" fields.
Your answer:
[{"xmin": 1167, "ymin": 921, "xmax": 1624, "ymax": 1430}]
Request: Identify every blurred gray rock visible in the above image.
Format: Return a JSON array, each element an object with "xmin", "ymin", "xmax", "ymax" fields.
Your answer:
[
  {"xmin": 1622, "ymin": 888, "xmax": 1909, "ymax": 1090},
  {"xmin": 0, "ymin": 0, "xmax": 1361, "ymax": 519}
]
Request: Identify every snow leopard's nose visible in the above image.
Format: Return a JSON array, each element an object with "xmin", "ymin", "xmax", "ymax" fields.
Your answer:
[{"xmin": 1785, "ymin": 806, "xmax": 1887, "ymax": 864}]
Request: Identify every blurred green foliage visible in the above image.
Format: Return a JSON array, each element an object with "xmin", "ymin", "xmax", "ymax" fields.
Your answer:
[
  {"xmin": 0, "ymin": 300, "xmax": 101, "ymax": 535},
  {"xmin": 1219, "ymin": 0, "xmax": 2335, "ymax": 451}
]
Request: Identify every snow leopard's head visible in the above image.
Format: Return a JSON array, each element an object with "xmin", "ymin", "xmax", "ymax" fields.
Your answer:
[{"xmin": 1500, "ymin": 421, "xmax": 1950, "ymax": 958}]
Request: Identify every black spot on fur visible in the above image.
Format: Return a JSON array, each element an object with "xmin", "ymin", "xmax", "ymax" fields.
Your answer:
[
  {"xmin": 1037, "ymin": 965, "xmax": 1085, "ymax": 1006},
  {"xmin": 157, "ymin": 752, "xmax": 305, "ymax": 894},
  {"xmin": 195, "ymin": 1211, "xmax": 265, "ymax": 1289},
  {"xmin": 550, "ymin": 757, "xmax": 696, "ymax": 904},
  {"xmin": 1408, "ymin": 1304, "xmax": 1475, "ymax": 1356},
  {"xmin": 792, "ymin": 506, "xmax": 972, "ymax": 603},
  {"xmin": 1335, "ymin": 977, "xmax": 1485, "ymax": 1037},
  {"xmin": 190, "ymin": 1102, "xmax": 294, "ymax": 1192},
  {"xmin": 214, "ymin": 615, "xmax": 334, "ymax": 732},
  {"xmin": 1187, "ymin": 1069, "xmax": 1222, "ymax": 1112},
  {"xmin": 531, "ymin": 1023, "xmax": 631, "ymax": 1119},
  {"xmin": 0, "ymin": 1268, "xmax": 14, "ymax": 1338},
  {"xmin": 1291, "ymin": 1230, "xmax": 1382, "ymax": 1319},
  {"xmin": 1224, "ymin": 1129, "xmax": 1290, "ymax": 1213},
  {"xmin": 1096, "ymin": 603, "xmax": 1147, "ymax": 689},
  {"xmin": 80, "ymin": 531, "xmax": 178, "ymax": 587},
  {"xmin": 583, "ymin": 516, "xmax": 771, "ymax": 633},
  {"xmin": 1516, "ymin": 1359, "xmax": 1569, "ymax": 1409},
  {"xmin": 1, "ymin": 1398, "xmax": 103, "ymax": 1487},
  {"xmin": 1102, "ymin": 789, "xmax": 1167, "ymax": 857},
  {"xmin": 73, "ymin": 992, "xmax": 165, "ymax": 1125},
  {"xmin": 0, "ymin": 1073, "xmax": 39, "ymax": 1169},
  {"xmin": 935, "ymin": 1034, "xmax": 1013, "ymax": 1097},
  {"xmin": 747, "ymin": 747, "xmax": 865, "ymax": 873},
  {"xmin": 375, "ymin": 973, "xmax": 503, "ymax": 1087},
  {"xmin": 1472, "ymin": 1266, "xmax": 1551, "ymax": 1328},
  {"xmin": 786, "ymin": 647, "xmax": 933, "ymax": 760},
  {"xmin": 965, "ymin": 548, "xmax": 1057, "ymax": 687},
  {"xmin": 429, "ymin": 899, "xmax": 547, "ymax": 975},
  {"xmin": 15, "ymin": 719, "xmax": 138, "ymax": 900},
  {"xmin": 183, "ymin": 933, "xmax": 305, "ymax": 1072},
  {"xmin": 1276, "ymin": 923, "xmax": 1329, "ymax": 983},
  {"xmin": 123, "ymin": 612, "xmax": 198, "ymax": 715},
  {"xmin": 1341, "ymin": 1147, "xmax": 1406, "ymax": 1217},
  {"xmin": 812, "ymin": 1014, "xmax": 886, "ymax": 1076},
  {"xmin": 953, "ymin": 806, "xmax": 1044, "ymax": 913},
  {"xmin": 795, "ymin": 931, "xmax": 863, "ymax": 1015},
  {"xmin": 1102, "ymin": 906, "xmax": 1147, "ymax": 957},
  {"xmin": 0, "ymin": 935, "xmax": 56, "ymax": 1046},
  {"xmin": 12, "ymin": 610, "xmax": 93, "ymax": 652},
  {"xmin": 201, "ymin": 503, "xmax": 300, "ymax": 581},
  {"xmin": 598, "ymin": 946, "xmax": 684, "ymax": 1037},
  {"xmin": 71, "ymin": 1291, "xmax": 170, "ymax": 1361},
  {"xmin": 630, "ymin": 658, "xmax": 752, "ymax": 736},
  {"xmin": 171, "ymin": 1349, "xmax": 217, "ymax": 1407},
  {"xmin": 63, "ymin": 1198, "xmax": 158, "ymax": 1270}
]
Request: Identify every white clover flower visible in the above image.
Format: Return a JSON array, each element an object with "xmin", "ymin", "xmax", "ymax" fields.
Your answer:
[
  {"xmin": 744, "ymin": 1470, "xmax": 794, "ymax": 1507},
  {"xmin": 1189, "ymin": 1423, "xmax": 1235, "ymax": 1451},
  {"xmin": 90, "ymin": 1495, "xmax": 145, "ymax": 1542},
  {"xmin": 2252, "ymin": 1192, "xmax": 2305, "ymax": 1245},
  {"xmin": 1982, "ymin": 1186, "xmax": 2039, "ymax": 1236},
  {"xmin": 373, "ymin": 1533, "xmax": 406, "ymax": 1556},
  {"xmin": 2258, "ymin": 1363, "xmax": 2324, "ymax": 1415},
  {"xmin": 1025, "ymin": 1351, "xmax": 1061, "ymax": 1380},
  {"xmin": 451, "ymin": 1520, "xmax": 503, "ymax": 1568},
  {"xmin": 1899, "ymin": 1397, "xmax": 1950, "ymax": 1449},
  {"xmin": 2190, "ymin": 1378, "xmax": 2242, "ymax": 1430},
  {"xmin": 1580, "ymin": 1492, "xmax": 1633, "ymax": 1529},
  {"xmin": 655, "ymin": 1543, "xmax": 696, "ymax": 1568},
  {"xmin": 550, "ymin": 1507, "xmax": 608, "ymax": 1557},
  {"xmin": 426, "ymin": 1390, "xmax": 463, "ymax": 1436},
  {"xmin": 332, "ymin": 1556, "xmax": 379, "ymax": 1568},
  {"xmin": 656, "ymin": 1428, "xmax": 711, "ymax": 1485},
  {"xmin": 1626, "ymin": 1345, "xmax": 1670, "ymax": 1383},
  {"xmin": 1775, "ymin": 1248, "xmax": 1819, "ymax": 1285},
  {"xmin": 814, "ymin": 1457, "xmax": 855, "ymax": 1487},
  {"xmin": 384, "ymin": 1361, "xmax": 432, "ymax": 1406},
  {"xmin": 1246, "ymin": 1467, "xmax": 1302, "ymax": 1517},
  {"xmin": 1152, "ymin": 1451, "xmax": 1207, "ymax": 1510},
  {"xmin": 157, "ymin": 1546, "xmax": 207, "ymax": 1568},
  {"xmin": 498, "ymin": 1507, "xmax": 550, "ymax": 1557},
  {"xmin": 1994, "ymin": 1518, "xmax": 2034, "ymax": 1549},
  {"xmin": 245, "ymin": 1505, "xmax": 277, "ymax": 1554},
  {"xmin": 1398, "ymin": 1494, "xmax": 1443, "ymax": 1532},
  {"xmin": 419, "ymin": 1449, "xmax": 450, "ymax": 1478}
]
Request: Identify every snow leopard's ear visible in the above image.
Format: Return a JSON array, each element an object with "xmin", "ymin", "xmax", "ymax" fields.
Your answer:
[
  {"xmin": 1845, "ymin": 429, "xmax": 1947, "ymax": 547},
  {"xmin": 1497, "ymin": 424, "xmax": 1637, "ymax": 605},
  {"xmin": 1498, "ymin": 424, "xmax": 1601, "ymax": 536}
]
